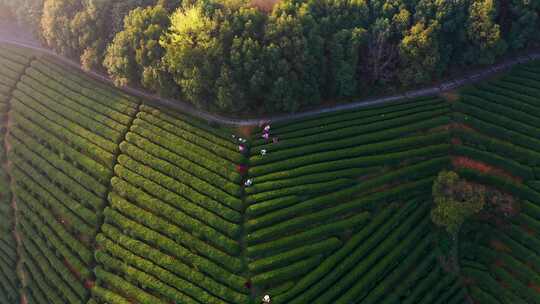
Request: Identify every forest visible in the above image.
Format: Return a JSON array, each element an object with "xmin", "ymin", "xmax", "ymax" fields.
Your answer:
[{"xmin": 1, "ymin": 0, "xmax": 539, "ymax": 114}]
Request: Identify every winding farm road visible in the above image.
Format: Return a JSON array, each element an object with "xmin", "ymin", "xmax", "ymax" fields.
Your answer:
[{"xmin": 1, "ymin": 22, "xmax": 540, "ymax": 126}]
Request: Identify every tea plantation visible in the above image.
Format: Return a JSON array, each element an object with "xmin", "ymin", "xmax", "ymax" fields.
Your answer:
[{"xmin": 0, "ymin": 42, "xmax": 538, "ymax": 304}]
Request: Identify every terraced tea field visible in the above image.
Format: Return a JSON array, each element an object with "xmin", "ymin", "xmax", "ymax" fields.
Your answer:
[{"xmin": 0, "ymin": 42, "xmax": 538, "ymax": 303}]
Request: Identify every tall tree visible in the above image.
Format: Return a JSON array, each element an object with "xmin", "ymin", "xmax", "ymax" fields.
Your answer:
[
  {"xmin": 365, "ymin": 0, "xmax": 411, "ymax": 85},
  {"xmin": 465, "ymin": 0, "xmax": 507, "ymax": 65},
  {"xmin": 41, "ymin": 0, "xmax": 84, "ymax": 57},
  {"xmin": 506, "ymin": 0, "xmax": 540, "ymax": 49},
  {"xmin": 104, "ymin": 5, "xmax": 175, "ymax": 96},
  {"xmin": 162, "ymin": 0, "xmax": 266, "ymax": 112},
  {"xmin": 399, "ymin": 20, "xmax": 440, "ymax": 85}
]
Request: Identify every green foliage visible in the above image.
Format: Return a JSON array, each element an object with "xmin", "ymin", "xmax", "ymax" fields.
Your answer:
[
  {"xmin": 431, "ymin": 171, "xmax": 486, "ymax": 235},
  {"xmin": 8, "ymin": 0, "xmax": 540, "ymax": 113},
  {"xmin": 104, "ymin": 5, "xmax": 176, "ymax": 95},
  {"xmin": 464, "ymin": 0, "xmax": 507, "ymax": 65},
  {"xmin": 399, "ymin": 21, "xmax": 441, "ymax": 85},
  {"xmin": 161, "ymin": 1, "xmax": 266, "ymax": 111}
]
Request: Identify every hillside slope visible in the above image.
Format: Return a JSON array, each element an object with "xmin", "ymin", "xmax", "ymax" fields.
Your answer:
[{"xmin": 0, "ymin": 42, "xmax": 538, "ymax": 304}]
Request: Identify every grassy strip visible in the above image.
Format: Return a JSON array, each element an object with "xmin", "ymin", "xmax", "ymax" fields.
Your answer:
[
  {"xmin": 16, "ymin": 187, "xmax": 93, "ymax": 266},
  {"xmin": 462, "ymin": 93, "xmax": 540, "ymax": 128},
  {"xmin": 246, "ymin": 167, "xmax": 377, "ymax": 195},
  {"xmin": 26, "ymin": 66, "xmax": 133, "ymax": 125},
  {"xmin": 522, "ymin": 199, "xmax": 540, "ymax": 220},
  {"xmin": 11, "ymin": 163, "xmax": 97, "ymax": 234},
  {"xmin": 0, "ymin": 46, "xmax": 32, "ymax": 64},
  {"xmin": 454, "ymin": 110, "xmax": 540, "ymax": 158},
  {"xmin": 246, "ymin": 196, "xmax": 302, "ymax": 218},
  {"xmin": 10, "ymin": 136, "xmax": 104, "ymax": 211},
  {"xmin": 97, "ymin": 235, "xmax": 221, "ymax": 304},
  {"xmin": 140, "ymin": 105, "xmax": 236, "ymax": 149},
  {"xmin": 0, "ymin": 256, "xmax": 17, "ymax": 298},
  {"xmin": 452, "ymin": 144, "xmax": 534, "ymax": 179},
  {"xmin": 456, "ymin": 168, "xmax": 540, "ymax": 206},
  {"xmin": 455, "ymin": 100, "xmax": 540, "ymax": 141},
  {"xmin": 491, "ymin": 266, "xmax": 539, "ymax": 304},
  {"xmin": 247, "ymin": 157, "xmax": 446, "ymax": 234},
  {"xmin": 19, "ymin": 222, "xmax": 87, "ymax": 299},
  {"xmin": 477, "ymin": 82, "xmax": 540, "ymax": 109},
  {"xmin": 252, "ymin": 255, "xmax": 322, "ymax": 286},
  {"xmin": 137, "ymin": 112, "xmax": 241, "ymax": 161},
  {"xmin": 281, "ymin": 201, "xmax": 420, "ymax": 304},
  {"xmin": 359, "ymin": 233, "xmax": 432, "ymax": 304},
  {"xmin": 93, "ymin": 267, "xmax": 167, "ymax": 304},
  {"xmin": 253, "ymin": 102, "xmax": 447, "ymax": 145},
  {"xmin": 103, "ymin": 207, "xmax": 247, "ymax": 292},
  {"xmin": 125, "ymin": 132, "xmax": 241, "ymax": 193},
  {"xmin": 272, "ymin": 207, "xmax": 395, "ymax": 303},
  {"xmin": 453, "ymin": 127, "xmax": 540, "ymax": 167},
  {"xmin": 91, "ymin": 286, "xmax": 131, "ymax": 304},
  {"xmin": 246, "ymin": 179, "xmax": 355, "ymax": 205},
  {"xmin": 13, "ymin": 89, "xmax": 118, "ymax": 153},
  {"xmin": 38, "ymin": 56, "xmax": 134, "ymax": 101},
  {"xmin": 414, "ymin": 274, "xmax": 456, "ymax": 304},
  {"xmin": 96, "ymin": 251, "xmax": 201, "ymax": 304},
  {"xmin": 270, "ymin": 96, "xmax": 441, "ymax": 132},
  {"xmin": 249, "ymin": 135, "xmax": 449, "ymax": 177},
  {"xmin": 115, "ymin": 161, "xmax": 242, "ymax": 230},
  {"xmin": 23, "ymin": 268, "xmax": 50, "ymax": 304},
  {"xmin": 247, "ymin": 211, "xmax": 370, "ymax": 258},
  {"xmin": 127, "ymin": 127, "xmax": 240, "ymax": 183},
  {"xmin": 20, "ymin": 246, "xmax": 65, "ymax": 304},
  {"xmin": 249, "ymin": 238, "xmax": 341, "ymax": 274},
  {"xmin": 248, "ymin": 178, "xmax": 433, "ymax": 245},
  {"xmin": 20, "ymin": 236, "xmax": 82, "ymax": 304},
  {"xmin": 33, "ymin": 60, "xmax": 138, "ymax": 112},
  {"xmin": 108, "ymin": 192, "xmax": 243, "ymax": 273},
  {"xmin": 101, "ymin": 224, "xmax": 249, "ymax": 303},
  {"xmin": 12, "ymin": 126, "xmax": 107, "ymax": 196},
  {"xmin": 468, "ymin": 286, "xmax": 502, "ymax": 304},
  {"xmin": 250, "ymin": 116, "xmax": 449, "ymax": 165},
  {"xmin": 11, "ymin": 98, "xmax": 115, "ymax": 168},
  {"xmin": 17, "ymin": 76, "xmax": 122, "ymax": 140},
  {"xmin": 19, "ymin": 74, "xmax": 126, "ymax": 132},
  {"xmin": 516, "ymin": 213, "xmax": 540, "ymax": 233},
  {"xmin": 461, "ymin": 243, "xmax": 528, "ymax": 304},
  {"xmin": 0, "ymin": 55, "xmax": 26, "ymax": 72},
  {"xmin": 13, "ymin": 112, "xmax": 111, "ymax": 183},
  {"xmin": 120, "ymin": 142, "xmax": 243, "ymax": 210},
  {"xmin": 496, "ymin": 78, "xmax": 540, "ymax": 103},
  {"xmin": 321, "ymin": 209, "xmax": 430, "ymax": 303},
  {"xmin": 111, "ymin": 176, "xmax": 240, "ymax": 254}
]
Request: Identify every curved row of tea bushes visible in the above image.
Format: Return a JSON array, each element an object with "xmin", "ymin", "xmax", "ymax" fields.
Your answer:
[
  {"xmin": 94, "ymin": 103, "xmax": 250, "ymax": 303},
  {"xmin": 257, "ymin": 96, "xmax": 443, "ymax": 140},
  {"xmin": 0, "ymin": 43, "xmax": 34, "ymax": 304},
  {"xmin": 5, "ymin": 50, "xmax": 140, "ymax": 303},
  {"xmin": 246, "ymin": 94, "xmax": 453, "ymax": 300},
  {"xmin": 454, "ymin": 66, "xmax": 540, "ymax": 303}
]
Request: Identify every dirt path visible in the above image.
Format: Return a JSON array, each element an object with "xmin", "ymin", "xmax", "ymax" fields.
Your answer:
[{"xmin": 0, "ymin": 21, "xmax": 539, "ymax": 127}]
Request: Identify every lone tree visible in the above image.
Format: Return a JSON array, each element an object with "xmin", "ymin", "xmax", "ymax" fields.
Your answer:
[{"xmin": 431, "ymin": 171, "xmax": 486, "ymax": 235}]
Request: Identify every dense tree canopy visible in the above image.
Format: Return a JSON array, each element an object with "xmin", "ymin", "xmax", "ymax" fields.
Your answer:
[
  {"xmin": 3, "ymin": 0, "xmax": 540, "ymax": 113},
  {"xmin": 104, "ymin": 5, "xmax": 172, "ymax": 93}
]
